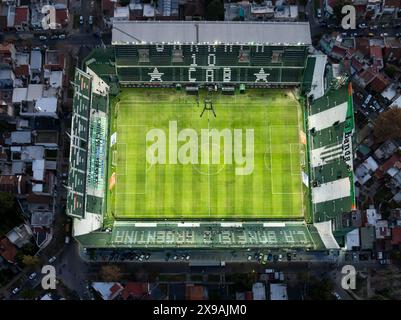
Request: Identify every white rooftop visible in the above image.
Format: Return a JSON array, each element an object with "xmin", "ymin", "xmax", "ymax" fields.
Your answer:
[
  {"xmin": 30, "ymin": 50, "xmax": 42, "ymax": 71},
  {"xmin": 112, "ymin": 21, "xmax": 312, "ymax": 45},
  {"xmin": 366, "ymin": 207, "xmax": 381, "ymax": 226},
  {"xmin": 345, "ymin": 228, "xmax": 360, "ymax": 250},
  {"xmin": 12, "ymin": 87, "xmax": 27, "ymax": 103},
  {"xmin": 35, "ymin": 97, "xmax": 57, "ymax": 113},
  {"xmin": 27, "ymin": 84, "xmax": 44, "ymax": 102},
  {"xmin": 11, "ymin": 131, "xmax": 31, "ymax": 144},
  {"xmin": 270, "ymin": 283, "xmax": 288, "ymax": 300},
  {"xmin": 252, "ymin": 282, "xmax": 266, "ymax": 300}
]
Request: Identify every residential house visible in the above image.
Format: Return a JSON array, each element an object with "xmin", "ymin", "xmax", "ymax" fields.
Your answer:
[
  {"xmin": 6, "ymin": 224, "xmax": 32, "ymax": 248},
  {"xmin": 14, "ymin": 6, "xmax": 29, "ymax": 31},
  {"xmin": 391, "ymin": 226, "xmax": 401, "ymax": 248},
  {"xmin": 121, "ymin": 282, "xmax": 150, "ymax": 300},
  {"xmin": 0, "ymin": 237, "xmax": 17, "ymax": 264},
  {"xmin": 252, "ymin": 282, "xmax": 266, "ymax": 300},
  {"xmin": 186, "ymin": 284, "xmax": 208, "ymax": 300},
  {"xmin": 30, "ymin": 50, "xmax": 42, "ymax": 80},
  {"xmin": 355, "ymin": 156, "xmax": 379, "ymax": 185},
  {"xmin": 0, "ymin": 69, "xmax": 15, "ymax": 89},
  {"xmin": 55, "ymin": 8, "xmax": 69, "ymax": 29},
  {"xmin": 0, "ymin": 175, "xmax": 26, "ymax": 195},
  {"xmin": 270, "ymin": 283, "xmax": 288, "ymax": 300},
  {"xmin": 0, "ymin": 43, "xmax": 16, "ymax": 66},
  {"xmin": 92, "ymin": 282, "xmax": 124, "ymax": 300},
  {"xmin": 360, "ymin": 226, "xmax": 376, "ymax": 250}
]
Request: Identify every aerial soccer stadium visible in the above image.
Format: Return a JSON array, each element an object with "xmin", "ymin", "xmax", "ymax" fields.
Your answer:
[{"xmin": 67, "ymin": 21, "xmax": 356, "ymax": 252}]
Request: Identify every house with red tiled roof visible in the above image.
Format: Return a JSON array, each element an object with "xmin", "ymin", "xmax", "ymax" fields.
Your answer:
[
  {"xmin": 14, "ymin": 65, "xmax": 29, "ymax": 80},
  {"xmin": 375, "ymin": 154, "xmax": 401, "ymax": 179},
  {"xmin": 92, "ymin": 282, "xmax": 124, "ymax": 300},
  {"xmin": 355, "ymin": 38, "xmax": 371, "ymax": 57},
  {"xmin": 44, "ymin": 50, "xmax": 66, "ymax": 71},
  {"xmin": 384, "ymin": 37, "xmax": 401, "ymax": 63},
  {"xmin": 354, "ymin": 67, "xmax": 376, "ymax": 88},
  {"xmin": 330, "ymin": 46, "xmax": 347, "ymax": 60},
  {"xmin": 55, "ymin": 8, "xmax": 69, "ymax": 29},
  {"xmin": 14, "ymin": 6, "xmax": 29, "ymax": 32},
  {"xmin": 383, "ymin": 0, "xmax": 401, "ymax": 14},
  {"xmin": 102, "ymin": 0, "xmax": 115, "ymax": 16},
  {"xmin": 391, "ymin": 227, "xmax": 401, "ymax": 247},
  {"xmin": 351, "ymin": 57, "xmax": 364, "ymax": 74},
  {"xmin": 0, "ymin": 43, "xmax": 16, "ymax": 65},
  {"xmin": 370, "ymin": 45, "xmax": 383, "ymax": 69},
  {"xmin": 368, "ymin": 72, "xmax": 391, "ymax": 93},
  {"xmin": 0, "ymin": 237, "xmax": 17, "ymax": 264},
  {"xmin": 186, "ymin": 284, "xmax": 208, "ymax": 300},
  {"xmin": 121, "ymin": 282, "xmax": 149, "ymax": 300}
]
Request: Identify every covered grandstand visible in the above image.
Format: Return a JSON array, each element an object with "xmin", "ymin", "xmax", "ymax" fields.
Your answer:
[{"xmin": 66, "ymin": 20, "xmax": 356, "ymax": 252}]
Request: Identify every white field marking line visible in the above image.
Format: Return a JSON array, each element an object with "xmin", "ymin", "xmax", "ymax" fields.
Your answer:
[
  {"xmin": 269, "ymin": 126, "xmax": 303, "ymax": 195},
  {"xmin": 296, "ymin": 101, "xmax": 305, "ymax": 217},
  {"xmin": 208, "ymin": 113, "xmax": 211, "ymax": 218},
  {"xmin": 290, "ymin": 143, "xmax": 302, "ymax": 176},
  {"xmin": 115, "ymin": 124, "xmax": 148, "ymax": 196}
]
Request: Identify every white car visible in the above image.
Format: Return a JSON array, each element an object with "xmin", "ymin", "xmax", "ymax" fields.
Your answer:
[
  {"xmin": 48, "ymin": 256, "xmax": 56, "ymax": 263},
  {"xmin": 58, "ymin": 34, "xmax": 66, "ymax": 40},
  {"xmin": 39, "ymin": 35, "xmax": 47, "ymax": 40},
  {"xmin": 333, "ymin": 292, "xmax": 342, "ymax": 300},
  {"xmin": 80, "ymin": 16, "xmax": 84, "ymax": 25},
  {"xmin": 89, "ymin": 16, "xmax": 93, "ymax": 25},
  {"xmin": 12, "ymin": 287, "xmax": 20, "ymax": 295},
  {"xmin": 28, "ymin": 272, "xmax": 37, "ymax": 280}
]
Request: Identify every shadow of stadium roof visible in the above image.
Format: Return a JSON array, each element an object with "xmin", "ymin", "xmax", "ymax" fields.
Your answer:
[{"xmin": 112, "ymin": 21, "xmax": 312, "ymax": 46}]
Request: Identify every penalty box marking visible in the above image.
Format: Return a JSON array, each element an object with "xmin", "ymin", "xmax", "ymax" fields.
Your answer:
[{"xmin": 269, "ymin": 125, "xmax": 303, "ymax": 195}]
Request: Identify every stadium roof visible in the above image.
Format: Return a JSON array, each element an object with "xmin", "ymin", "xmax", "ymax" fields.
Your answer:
[{"xmin": 112, "ymin": 21, "xmax": 312, "ymax": 45}]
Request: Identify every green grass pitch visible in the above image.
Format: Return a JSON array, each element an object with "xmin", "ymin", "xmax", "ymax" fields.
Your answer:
[{"xmin": 107, "ymin": 88, "xmax": 305, "ymax": 220}]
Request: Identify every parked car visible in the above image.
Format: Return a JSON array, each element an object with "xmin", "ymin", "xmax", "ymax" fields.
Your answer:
[
  {"xmin": 28, "ymin": 272, "xmax": 37, "ymax": 280},
  {"xmin": 39, "ymin": 35, "xmax": 47, "ymax": 40},
  {"xmin": 89, "ymin": 16, "xmax": 93, "ymax": 25},
  {"xmin": 48, "ymin": 256, "xmax": 56, "ymax": 263},
  {"xmin": 12, "ymin": 287, "xmax": 21, "ymax": 295},
  {"xmin": 58, "ymin": 34, "xmax": 66, "ymax": 40},
  {"xmin": 333, "ymin": 291, "xmax": 342, "ymax": 300},
  {"xmin": 80, "ymin": 16, "xmax": 84, "ymax": 25},
  {"xmin": 317, "ymin": 9, "xmax": 322, "ymax": 18}
]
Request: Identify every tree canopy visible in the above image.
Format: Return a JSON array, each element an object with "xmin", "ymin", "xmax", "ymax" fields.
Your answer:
[
  {"xmin": 205, "ymin": 0, "xmax": 224, "ymax": 21},
  {"xmin": 373, "ymin": 107, "xmax": 401, "ymax": 143}
]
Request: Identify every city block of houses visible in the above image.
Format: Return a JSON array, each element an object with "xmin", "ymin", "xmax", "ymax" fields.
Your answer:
[{"xmin": 0, "ymin": 41, "xmax": 66, "ymax": 270}]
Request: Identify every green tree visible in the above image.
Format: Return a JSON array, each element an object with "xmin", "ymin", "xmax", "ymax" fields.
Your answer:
[
  {"xmin": 205, "ymin": 0, "xmax": 224, "ymax": 21},
  {"xmin": 0, "ymin": 192, "xmax": 21, "ymax": 236},
  {"xmin": 373, "ymin": 107, "xmax": 401, "ymax": 142},
  {"xmin": 21, "ymin": 255, "xmax": 40, "ymax": 267},
  {"xmin": 100, "ymin": 264, "xmax": 122, "ymax": 282},
  {"xmin": 385, "ymin": 64, "xmax": 397, "ymax": 78},
  {"xmin": 306, "ymin": 277, "xmax": 334, "ymax": 300},
  {"xmin": 20, "ymin": 288, "xmax": 38, "ymax": 300}
]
